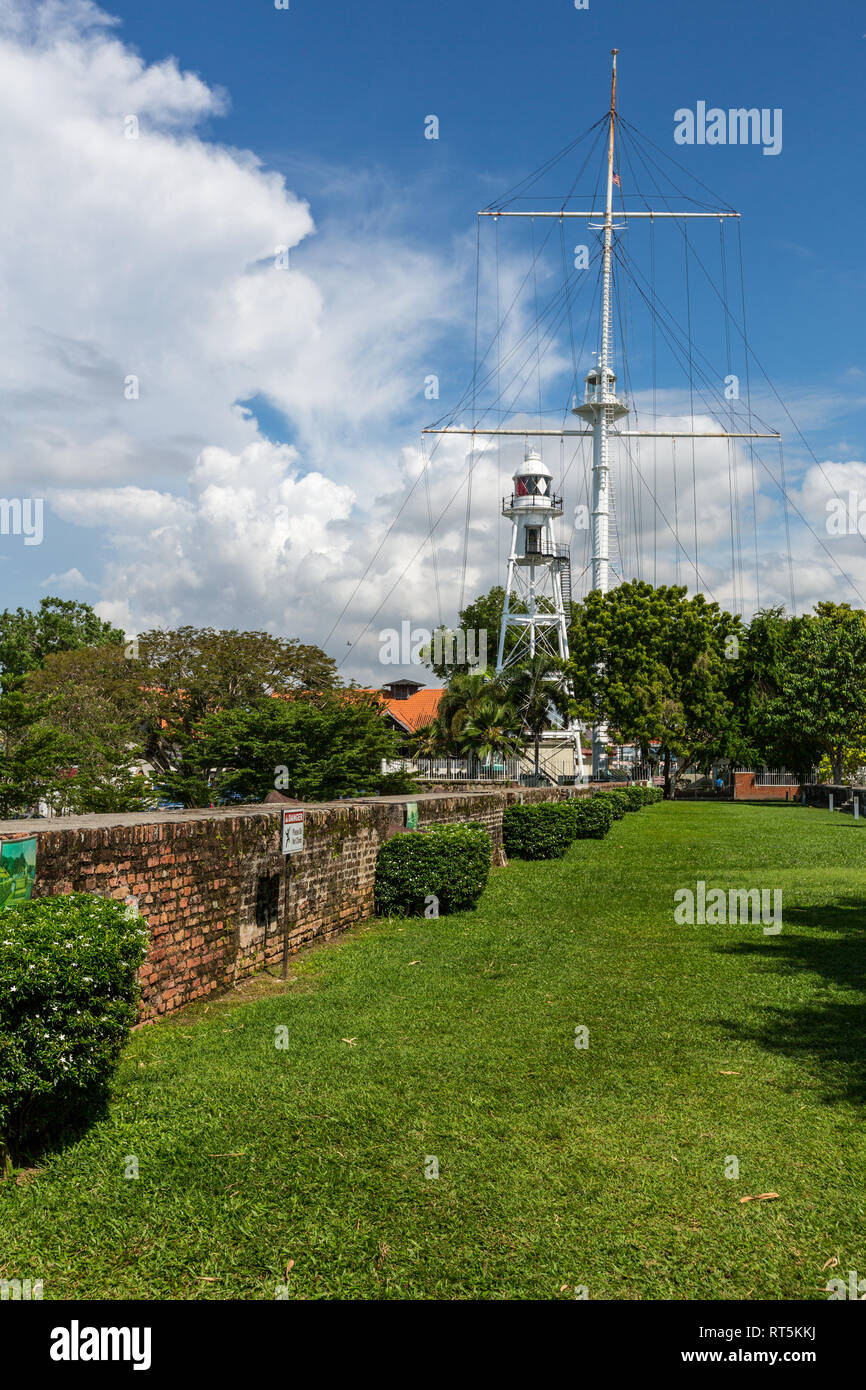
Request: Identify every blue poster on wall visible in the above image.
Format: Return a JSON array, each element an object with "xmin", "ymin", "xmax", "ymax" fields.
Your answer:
[{"xmin": 0, "ymin": 837, "xmax": 37, "ymax": 909}]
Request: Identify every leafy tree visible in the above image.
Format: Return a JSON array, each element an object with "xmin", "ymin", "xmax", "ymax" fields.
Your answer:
[
  {"xmin": 762, "ymin": 608, "xmax": 866, "ymax": 784},
  {"xmin": 137, "ymin": 626, "xmax": 338, "ymax": 779},
  {"xmin": 0, "ymin": 598, "xmax": 123, "ymax": 689},
  {"xmin": 568, "ymin": 581, "xmax": 741, "ymax": 796},
  {"xmin": 0, "ymin": 688, "xmax": 74, "ymax": 817},
  {"xmin": 24, "ymin": 645, "xmax": 155, "ymax": 814},
  {"xmin": 156, "ymin": 691, "xmax": 400, "ymax": 805},
  {"xmin": 725, "ymin": 607, "xmax": 805, "ymax": 769}
]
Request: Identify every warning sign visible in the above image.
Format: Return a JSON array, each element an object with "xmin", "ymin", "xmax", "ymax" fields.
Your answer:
[{"xmin": 281, "ymin": 809, "xmax": 304, "ymax": 855}]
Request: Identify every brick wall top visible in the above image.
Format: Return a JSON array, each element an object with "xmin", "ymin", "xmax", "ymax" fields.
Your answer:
[{"xmin": 0, "ymin": 784, "xmax": 586, "ymax": 843}]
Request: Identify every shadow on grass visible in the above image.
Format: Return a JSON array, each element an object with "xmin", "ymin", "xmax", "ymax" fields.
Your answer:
[
  {"xmin": 2, "ymin": 1083, "xmax": 112, "ymax": 1175},
  {"xmin": 713, "ymin": 898, "xmax": 866, "ymax": 1106}
]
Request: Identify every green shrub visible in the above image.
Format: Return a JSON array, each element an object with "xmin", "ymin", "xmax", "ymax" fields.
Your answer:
[
  {"xmin": 622, "ymin": 785, "xmax": 663, "ymax": 806},
  {"xmin": 564, "ymin": 796, "xmax": 615, "ymax": 839},
  {"xmin": 502, "ymin": 802, "xmax": 573, "ymax": 860},
  {"xmin": 375, "ymin": 823, "xmax": 491, "ymax": 917},
  {"xmin": 0, "ymin": 894, "xmax": 149, "ymax": 1162},
  {"xmin": 633, "ymin": 785, "xmax": 663, "ymax": 805},
  {"xmin": 619, "ymin": 786, "xmax": 648, "ymax": 812},
  {"xmin": 594, "ymin": 789, "xmax": 630, "ymax": 820}
]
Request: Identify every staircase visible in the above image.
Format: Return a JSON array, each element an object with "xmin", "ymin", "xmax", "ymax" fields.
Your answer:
[{"xmin": 555, "ymin": 545, "xmax": 572, "ymax": 620}]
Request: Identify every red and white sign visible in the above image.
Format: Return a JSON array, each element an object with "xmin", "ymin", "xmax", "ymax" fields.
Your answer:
[{"xmin": 281, "ymin": 809, "xmax": 304, "ymax": 855}]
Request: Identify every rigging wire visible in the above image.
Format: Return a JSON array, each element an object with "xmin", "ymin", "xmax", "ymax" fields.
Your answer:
[
  {"xmin": 683, "ymin": 220, "xmax": 700, "ymax": 591},
  {"xmin": 672, "ymin": 437, "xmax": 680, "ymax": 586},
  {"xmin": 651, "ymin": 215, "xmax": 657, "ymax": 585},
  {"xmin": 459, "ymin": 217, "xmax": 482, "ymax": 613},
  {"xmin": 531, "ymin": 217, "xmax": 544, "ymax": 443},
  {"xmin": 496, "ymin": 214, "xmax": 502, "ymax": 580},
  {"xmin": 338, "ymin": 101, "xmax": 865, "ymax": 667},
  {"xmin": 737, "ymin": 219, "xmax": 761, "ymax": 609},
  {"xmin": 778, "ymin": 438, "xmax": 796, "ymax": 613},
  {"xmin": 422, "ymin": 433, "xmax": 442, "ymax": 629},
  {"xmin": 719, "ymin": 217, "xmax": 744, "ymax": 617}
]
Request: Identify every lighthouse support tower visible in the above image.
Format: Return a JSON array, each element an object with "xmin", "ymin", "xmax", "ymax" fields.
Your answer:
[
  {"xmin": 496, "ymin": 450, "xmax": 570, "ymax": 671},
  {"xmin": 496, "ymin": 449, "xmax": 585, "ymax": 783}
]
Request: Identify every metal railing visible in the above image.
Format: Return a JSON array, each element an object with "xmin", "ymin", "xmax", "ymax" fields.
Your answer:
[
  {"xmin": 384, "ymin": 756, "xmax": 524, "ymax": 782},
  {"xmin": 733, "ymin": 768, "xmax": 809, "ymax": 786},
  {"xmin": 502, "ymin": 493, "xmax": 563, "ymax": 514}
]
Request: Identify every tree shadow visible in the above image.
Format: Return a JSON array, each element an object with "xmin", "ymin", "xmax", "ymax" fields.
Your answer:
[{"xmin": 712, "ymin": 898, "xmax": 866, "ymax": 1107}]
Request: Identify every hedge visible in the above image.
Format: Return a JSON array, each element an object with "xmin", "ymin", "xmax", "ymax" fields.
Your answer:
[
  {"xmin": 623, "ymin": 785, "xmax": 663, "ymax": 806},
  {"xmin": 618, "ymin": 786, "xmax": 649, "ymax": 812},
  {"xmin": 502, "ymin": 802, "xmax": 574, "ymax": 860},
  {"xmin": 565, "ymin": 796, "xmax": 616, "ymax": 839},
  {"xmin": 0, "ymin": 894, "xmax": 149, "ymax": 1162},
  {"xmin": 594, "ymin": 789, "xmax": 630, "ymax": 819},
  {"xmin": 374, "ymin": 823, "xmax": 492, "ymax": 917}
]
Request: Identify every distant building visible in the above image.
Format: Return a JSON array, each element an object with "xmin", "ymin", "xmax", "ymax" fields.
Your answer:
[{"xmin": 376, "ymin": 680, "xmax": 444, "ymax": 735}]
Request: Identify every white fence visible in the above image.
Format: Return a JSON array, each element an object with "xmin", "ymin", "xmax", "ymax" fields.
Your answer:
[
  {"xmin": 383, "ymin": 756, "xmax": 525, "ymax": 782},
  {"xmin": 733, "ymin": 768, "xmax": 810, "ymax": 786}
]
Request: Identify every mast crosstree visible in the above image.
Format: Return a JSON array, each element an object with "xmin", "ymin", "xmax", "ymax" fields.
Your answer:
[{"xmin": 423, "ymin": 49, "xmax": 781, "ymax": 780}]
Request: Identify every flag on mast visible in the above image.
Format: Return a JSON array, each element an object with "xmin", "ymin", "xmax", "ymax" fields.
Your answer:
[{"xmin": 612, "ymin": 171, "xmax": 621, "ymax": 187}]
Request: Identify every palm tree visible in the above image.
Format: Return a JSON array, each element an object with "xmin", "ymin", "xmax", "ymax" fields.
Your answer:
[
  {"xmin": 433, "ymin": 669, "xmax": 506, "ymax": 752},
  {"xmin": 503, "ymin": 653, "xmax": 571, "ymax": 780},
  {"xmin": 457, "ymin": 695, "xmax": 524, "ymax": 766}
]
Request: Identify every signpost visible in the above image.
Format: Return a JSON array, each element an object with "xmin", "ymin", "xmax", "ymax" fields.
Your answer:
[
  {"xmin": 281, "ymin": 810, "xmax": 304, "ymax": 855},
  {"xmin": 280, "ymin": 810, "xmax": 304, "ymax": 979}
]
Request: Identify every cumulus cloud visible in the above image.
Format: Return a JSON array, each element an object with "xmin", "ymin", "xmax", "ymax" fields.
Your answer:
[
  {"xmin": 1, "ymin": 0, "xmax": 863, "ymax": 687},
  {"xmin": 0, "ymin": 0, "xmax": 473, "ymax": 679}
]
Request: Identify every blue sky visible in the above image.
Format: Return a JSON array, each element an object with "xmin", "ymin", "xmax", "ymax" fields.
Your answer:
[
  {"xmin": 107, "ymin": 0, "xmax": 865, "ymax": 396},
  {"xmin": 0, "ymin": 0, "xmax": 864, "ymax": 681}
]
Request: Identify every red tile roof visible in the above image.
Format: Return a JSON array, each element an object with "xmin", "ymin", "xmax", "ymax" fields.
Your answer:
[{"xmin": 376, "ymin": 687, "xmax": 444, "ymax": 733}]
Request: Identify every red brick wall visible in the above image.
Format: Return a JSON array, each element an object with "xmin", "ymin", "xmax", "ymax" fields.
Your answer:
[
  {"xmin": 0, "ymin": 787, "xmax": 585, "ymax": 1022},
  {"xmin": 732, "ymin": 773, "xmax": 801, "ymax": 801}
]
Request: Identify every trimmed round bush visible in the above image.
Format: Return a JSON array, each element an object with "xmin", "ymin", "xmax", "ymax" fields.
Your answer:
[
  {"xmin": 630, "ymin": 784, "xmax": 663, "ymax": 805},
  {"xmin": 502, "ymin": 802, "xmax": 573, "ymax": 860},
  {"xmin": 0, "ymin": 893, "xmax": 149, "ymax": 1160},
  {"xmin": 594, "ymin": 789, "xmax": 630, "ymax": 820},
  {"xmin": 375, "ymin": 823, "xmax": 491, "ymax": 917},
  {"xmin": 565, "ymin": 796, "xmax": 615, "ymax": 839},
  {"xmin": 619, "ymin": 786, "xmax": 648, "ymax": 812}
]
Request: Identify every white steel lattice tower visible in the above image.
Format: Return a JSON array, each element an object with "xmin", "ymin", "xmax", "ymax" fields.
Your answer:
[{"xmin": 496, "ymin": 449, "xmax": 571, "ymax": 671}]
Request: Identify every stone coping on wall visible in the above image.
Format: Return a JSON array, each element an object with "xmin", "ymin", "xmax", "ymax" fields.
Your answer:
[{"xmin": 0, "ymin": 784, "xmax": 585, "ymax": 839}]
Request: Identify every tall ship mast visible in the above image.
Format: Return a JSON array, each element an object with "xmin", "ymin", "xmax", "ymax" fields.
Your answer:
[{"xmin": 423, "ymin": 49, "xmax": 786, "ymax": 780}]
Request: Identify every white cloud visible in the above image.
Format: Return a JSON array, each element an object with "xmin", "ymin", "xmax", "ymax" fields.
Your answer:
[
  {"xmin": 0, "ymin": 0, "xmax": 470, "ymax": 678},
  {"xmin": 40, "ymin": 566, "xmax": 95, "ymax": 589},
  {"xmin": 2, "ymin": 0, "xmax": 864, "ymax": 686}
]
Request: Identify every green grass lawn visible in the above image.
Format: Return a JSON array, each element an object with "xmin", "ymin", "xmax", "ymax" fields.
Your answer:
[{"xmin": 2, "ymin": 801, "xmax": 865, "ymax": 1300}]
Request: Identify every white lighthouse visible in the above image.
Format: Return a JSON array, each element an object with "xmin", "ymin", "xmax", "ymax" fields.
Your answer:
[{"xmin": 495, "ymin": 448, "xmax": 571, "ymax": 672}]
